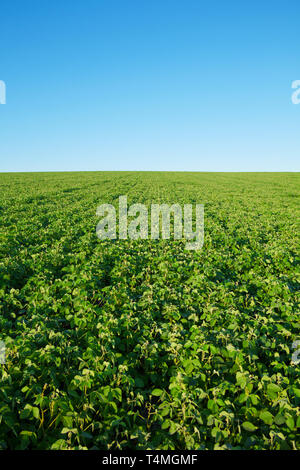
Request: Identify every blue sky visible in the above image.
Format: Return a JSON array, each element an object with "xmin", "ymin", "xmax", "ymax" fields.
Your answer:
[{"xmin": 0, "ymin": 0, "xmax": 299, "ymax": 172}]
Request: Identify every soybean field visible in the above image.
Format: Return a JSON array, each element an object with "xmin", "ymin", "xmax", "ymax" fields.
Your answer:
[{"xmin": 0, "ymin": 171, "xmax": 299, "ymax": 450}]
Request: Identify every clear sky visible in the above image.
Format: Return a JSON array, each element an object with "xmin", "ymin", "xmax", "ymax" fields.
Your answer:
[{"xmin": 0, "ymin": 0, "xmax": 299, "ymax": 172}]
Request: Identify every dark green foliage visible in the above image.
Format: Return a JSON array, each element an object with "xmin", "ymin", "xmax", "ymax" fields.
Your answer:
[{"xmin": 0, "ymin": 172, "xmax": 299, "ymax": 450}]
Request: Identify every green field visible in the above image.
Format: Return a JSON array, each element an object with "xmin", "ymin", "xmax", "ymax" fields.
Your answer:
[{"xmin": 0, "ymin": 172, "xmax": 299, "ymax": 450}]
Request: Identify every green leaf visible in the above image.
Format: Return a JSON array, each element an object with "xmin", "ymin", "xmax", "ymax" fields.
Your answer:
[
  {"xmin": 109, "ymin": 401, "xmax": 118, "ymax": 413},
  {"xmin": 32, "ymin": 407, "xmax": 40, "ymax": 419},
  {"xmin": 161, "ymin": 419, "xmax": 170, "ymax": 430},
  {"xmin": 169, "ymin": 421, "xmax": 177, "ymax": 435},
  {"xmin": 236, "ymin": 372, "xmax": 247, "ymax": 389},
  {"xmin": 152, "ymin": 389, "xmax": 163, "ymax": 397},
  {"xmin": 113, "ymin": 388, "xmax": 122, "ymax": 402},
  {"xmin": 259, "ymin": 411, "xmax": 273, "ymax": 425},
  {"xmin": 61, "ymin": 427, "xmax": 71, "ymax": 434},
  {"xmin": 274, "ymin": 413, "xmax": 285, "ymax": 426},
  {"xmin": 266, "ymin": 383, "xmax": 281, "ymax": 400},
  {"xmin": 20, "ymin": 404, "xmax": 32, "ymax": 419},
  {"xmin": 242, "ymin": 422, "xmax": 257, "ymax": 432},
  {"xmin": 51, "ymin": 439, "xmax": 66, "ymax": 450},
  {"xmin": 183, "ymin": 360, "xmax": 194, "ymax": 374},
  {"xmin": 286, "ymin": 416, "xmax": 295, "ymax": 430}
]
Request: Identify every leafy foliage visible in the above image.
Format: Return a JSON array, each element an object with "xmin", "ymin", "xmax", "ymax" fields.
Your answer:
[{"xmin": 0, "ymin": 172, "xmax": 299, "ymax": 450}]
